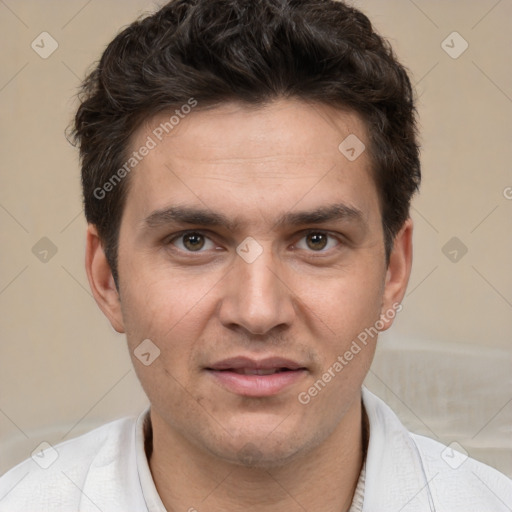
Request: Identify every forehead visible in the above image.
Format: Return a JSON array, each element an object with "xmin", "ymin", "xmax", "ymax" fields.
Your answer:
[{"xmin": 122, "ymin": 99, "xmax": 379, "ymax": 228}]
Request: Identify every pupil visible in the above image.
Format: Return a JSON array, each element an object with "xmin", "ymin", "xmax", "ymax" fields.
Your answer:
[
  {"xmin": 307, "ymin": 233, "xmax": 327, "ymax": 250},
  {"xmin": 184, "ymin": 233, "xmax": 204, "ymax": 251}
]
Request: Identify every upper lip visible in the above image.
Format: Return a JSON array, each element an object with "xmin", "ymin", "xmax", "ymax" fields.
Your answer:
[{"xmin": 206, "ymin": 356, "xmax": 306, "ymax": 371}]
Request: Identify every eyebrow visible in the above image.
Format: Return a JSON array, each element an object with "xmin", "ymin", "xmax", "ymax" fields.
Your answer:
[
  {"xmin": 276, "ymin": 203, "xmax": 364, "ymax": 228},
  {"xmin": 143, "ymin": 203, "xmax": 365, "ymax": 231}
]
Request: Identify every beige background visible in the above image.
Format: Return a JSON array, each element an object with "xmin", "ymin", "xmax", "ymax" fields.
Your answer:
[{"xmin": 1, "ymin": 0, "xmax": 511, "ymax": 478}]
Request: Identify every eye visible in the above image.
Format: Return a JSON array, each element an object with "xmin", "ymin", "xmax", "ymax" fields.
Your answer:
[
  {"xmin": 295, "ymin": 231, "xmax": 340, "ymax": 252},
  {"xmin": 170, "ymin": 231, "xmax": 216, "ymax": 252}
]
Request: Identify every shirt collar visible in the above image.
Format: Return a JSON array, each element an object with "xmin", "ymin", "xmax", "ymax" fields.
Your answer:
[
  {"xmin": 361, "ymin": 387, "xmax": 435, "ymax": 511},
  {"xmin": 135, "ymin": 406, "xmax": 167, "ymax": 512}
]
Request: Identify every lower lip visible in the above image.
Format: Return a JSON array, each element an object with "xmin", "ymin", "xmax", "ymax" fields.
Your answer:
[{"xmin": 207, "ymin": 369, "xmax": 307, "ymax": 397}]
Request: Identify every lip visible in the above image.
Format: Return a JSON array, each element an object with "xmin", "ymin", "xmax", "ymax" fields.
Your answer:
[
  {"xmin": 208, "ymin": 356, "xmax": 305, "ymax": 371},
  {"xmin": 206, "ymin": 356, "xmax": 308, "ymax": 397}
]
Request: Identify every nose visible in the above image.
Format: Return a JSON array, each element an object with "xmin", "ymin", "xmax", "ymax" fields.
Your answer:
[{"xmin": 218, "ymin": 245, "xmax": 296, "ymax": 336}]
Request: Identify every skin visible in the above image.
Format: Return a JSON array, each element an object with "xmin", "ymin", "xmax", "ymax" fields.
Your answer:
[{"xmin": 86, "ymin": 98, "xmax": 413, "ymax": 512}]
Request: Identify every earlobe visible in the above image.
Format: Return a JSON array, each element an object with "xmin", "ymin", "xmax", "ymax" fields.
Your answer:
[
  {"xmin": 379, "ymin": 218, "xmax": 413, "ymax": 332},
  {"xmin": 85, "ymin": 225, "xmax": 125, "ymax": 333}
]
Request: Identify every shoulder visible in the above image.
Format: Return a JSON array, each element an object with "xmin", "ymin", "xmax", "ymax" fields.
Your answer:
[
  {"xmin": 411, "ymin": 432, "xmax": 512, "ymax": 510},
  {"xmin": 0, "ymin": 415, "xmax": 143, "ymax": 512},
  {"xmin": 362, "ymin": 387, "xmax": 512, "ymax": 511}
]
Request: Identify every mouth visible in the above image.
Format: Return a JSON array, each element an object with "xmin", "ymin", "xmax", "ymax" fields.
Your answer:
[
  {"xmin": 223, "ymin": 367, "xmax": 297, "ymax": 375},
  {"xmin": 205, "ymin": 357, "xmax": 308, "ymax": 397}
]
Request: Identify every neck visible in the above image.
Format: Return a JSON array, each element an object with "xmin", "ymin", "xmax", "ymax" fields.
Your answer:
[{"xmin": 148, "ymin": 397, "xmax": 365, "ymax": 512}]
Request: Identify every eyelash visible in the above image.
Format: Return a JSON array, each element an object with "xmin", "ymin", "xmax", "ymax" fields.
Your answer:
[{"xmin": 166, "ymin": 229, "xmax": 343, "ymax": 254}]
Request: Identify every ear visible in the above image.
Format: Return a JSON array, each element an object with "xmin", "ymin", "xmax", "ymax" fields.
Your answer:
[
  {"xmin": 85, "ymin": 224, "xmax": 125, "ymax": 333},
  {"xmin": 379, "ymin": 218, "xmax": 413, "ymax": 331}
]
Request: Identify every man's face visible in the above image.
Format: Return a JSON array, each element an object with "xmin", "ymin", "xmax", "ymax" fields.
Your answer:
[{"xmin": 95, "ymin": 99, "xmax": 409, "ymax": 466}]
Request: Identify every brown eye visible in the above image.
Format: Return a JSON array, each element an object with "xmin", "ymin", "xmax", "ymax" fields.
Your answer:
[
  {"xmin": 305, "ymin": 232, "xmax": 328, "ymax": 251},
  {"xmin": 295, "ymin": 231, "xmax": 340, "ymax": 253},
  {"xmin": 168, "ymin": 231, "xmax": 217, "ymax": 254},
  {"xmin": 182, "ymin": 233, "xmax": 205, "ymax": 251}
]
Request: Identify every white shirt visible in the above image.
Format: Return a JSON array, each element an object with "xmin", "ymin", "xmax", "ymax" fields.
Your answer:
[{"xmin": 0, "ymin": 388, "xmax": 510, "ymax": 511}]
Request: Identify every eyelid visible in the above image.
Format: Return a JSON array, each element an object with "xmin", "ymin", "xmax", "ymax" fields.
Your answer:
[
  {"xmin": 164, "ymin": 228, "xmax": 345, "ymax": 253},
  {"xmin": 293, "ymin": 229, "xmax": 344, "ymax": 251},
  {"xmin": 166, "ymin": 229, "xmax": 218, "ymax": 251}
]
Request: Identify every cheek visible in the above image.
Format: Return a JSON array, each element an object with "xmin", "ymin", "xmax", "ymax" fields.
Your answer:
[
  {"xmin": 119, "ymin": 278, "xmax": 212, "ymax": 410},
  {"xmin": 119, "ymin": 270, "xmax": 222, "ymax": 392},
  {"xmin": 120, "ymin": 267, "xmax": 216, "ymax": 340},
  {"xmin": 293, "ymin": 263, "xmax": 385, "ymax": 346}
]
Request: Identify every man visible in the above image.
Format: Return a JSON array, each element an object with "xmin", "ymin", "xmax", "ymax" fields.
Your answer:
[{"xmin": 0, "ymin": 0, "xmax": 510, "ymax": 510}]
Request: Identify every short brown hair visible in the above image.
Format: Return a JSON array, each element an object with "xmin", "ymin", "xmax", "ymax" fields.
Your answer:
[{"xmin": 70, "ymin": 0, "xmax": 421, "ymax": 285}]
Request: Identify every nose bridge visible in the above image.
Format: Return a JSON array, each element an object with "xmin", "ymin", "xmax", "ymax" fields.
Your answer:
[{"xmin": 220, "ymin": 240, "xmax": 295, "ymax": 335}]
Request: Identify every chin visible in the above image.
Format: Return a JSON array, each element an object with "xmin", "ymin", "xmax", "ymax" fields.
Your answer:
[
  {"xmin": 205, "ymin": 423, "xmax": 321, "ymax": 469},
  {"xmin": 233, "ymin": 441, "xmax": 303, "ymax": 469}
]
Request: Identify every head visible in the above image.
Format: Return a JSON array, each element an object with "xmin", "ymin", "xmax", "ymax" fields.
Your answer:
[{"xmin": 73, "ymin": 0, "xmax": 420, "ymax": 467}]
